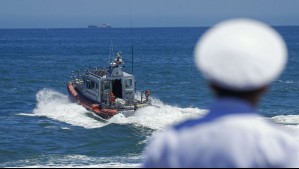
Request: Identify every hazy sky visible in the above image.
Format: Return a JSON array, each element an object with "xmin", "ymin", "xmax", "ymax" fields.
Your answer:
[{"xmin": 0, "ymin": 0, "xmax": 299, "ymax": 28}]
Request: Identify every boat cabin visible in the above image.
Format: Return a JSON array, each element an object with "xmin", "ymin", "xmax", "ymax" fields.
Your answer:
[{"xmin": 79, "ymin": 60, "xmax": 135, "ymax": 106}]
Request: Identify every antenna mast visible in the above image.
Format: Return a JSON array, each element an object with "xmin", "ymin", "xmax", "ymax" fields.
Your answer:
[
  {"xmin": 129, "ymin": 8, "xmax": 134, "ymax": 75},
  {"xmin": 109, "ymin": 39, "xmax": 114, "ymax": 66}
]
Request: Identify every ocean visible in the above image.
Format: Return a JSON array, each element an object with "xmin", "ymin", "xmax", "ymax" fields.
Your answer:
[{"xmin": 1, "ymin": 27, "xmax": 299, "ymax": 167}]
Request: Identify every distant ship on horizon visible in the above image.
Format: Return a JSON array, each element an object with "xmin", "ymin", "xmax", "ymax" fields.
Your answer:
[{"xmin": 88, "ymin": 23, "xmax": 112, "ymax": 29}]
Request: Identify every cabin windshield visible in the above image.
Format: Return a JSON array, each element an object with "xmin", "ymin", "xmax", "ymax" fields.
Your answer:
[
  {"xmin": 125, "ymin": 79, "xmax": 133, "ymax": 89},
  {"xmin": 102, "ymin": 80, "xmax": 110, "ymax": 90}
]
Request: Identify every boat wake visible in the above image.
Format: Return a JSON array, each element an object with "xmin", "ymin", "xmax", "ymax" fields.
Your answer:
[
  {"xmin": 20, "ymin": 88, "xmax": 299, "ymax": 140},
  {"xmin": 20, "ymin": 88, "xmax": 206, "ymax": 129},
  {"xmin": 108, "ymin": 99, "xmax": 207, "ymax": 130},
  {"xmin": 21, "ymin": 88, "xmax": 106, "ymax": 129}
]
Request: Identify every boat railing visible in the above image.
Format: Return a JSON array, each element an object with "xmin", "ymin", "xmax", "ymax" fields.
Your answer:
[
  {"xmin": 72, "ymin": 66, "xmax": 115, "ymax": 80},
  {"xmin": 86, "ymin": 67, "xmax": 109, "ymax": 78}
]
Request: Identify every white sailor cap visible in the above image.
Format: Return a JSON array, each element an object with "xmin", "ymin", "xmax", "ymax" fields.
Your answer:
[{"xmin": 194, "ymin": 18, "xmax": 287, "ymax": 91}]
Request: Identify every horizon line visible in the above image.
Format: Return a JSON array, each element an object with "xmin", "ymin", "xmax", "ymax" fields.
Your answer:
[{"xmin": 1, "ymin": 24, "xmax": 299, "ymax": 29}]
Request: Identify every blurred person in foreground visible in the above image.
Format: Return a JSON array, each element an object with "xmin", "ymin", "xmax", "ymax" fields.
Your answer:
[{"xmin": 142, "ymin": 18, "xmax": 299, "ymax": 168}]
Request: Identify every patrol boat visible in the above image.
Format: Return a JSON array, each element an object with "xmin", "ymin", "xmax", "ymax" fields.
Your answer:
[{"xmin": 67, "ymin": 52, "xmax": 151, "ymax": 120}]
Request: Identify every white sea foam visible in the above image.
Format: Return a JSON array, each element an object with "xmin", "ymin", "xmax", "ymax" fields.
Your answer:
[
  {"xmin": 108, "ymin": 91, "xmax": 207, "ymax": 130},
  {"xmin": 109, "ymin": 98, "xmax": 207, "ymax": 130},
  {"xmin": 22, "ymin": 88, "xmax": 206, "ymax": 130},
  {"xmin": 23, "ymin": 88, "xmax": 299, "ymax": 142},
  {"xmin": 2, "ymin": 154, "xmax": 141, "ymax": 168},
  {"xmin": 21, "ymin": 88, "xmax": 107, "ymax": 129},
  {"xmin": 271, "ymin": 115, "xmax": 299, "ymax": 125}
]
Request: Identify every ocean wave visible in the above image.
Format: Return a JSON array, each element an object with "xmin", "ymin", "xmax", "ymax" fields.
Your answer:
[
  {"xmin": 0, "ymin": 154, "xmax": 141, "ymax": 168},
  {"xmin": 25, "ymin": 88, "xmax": 107, "ymax": 129},
  {"xmin": 25, "ymin": 88, "xmax": 298, "ymax": 141},
  {"xmin": 23, "ymin": 88, "xmax": 206, "ymax": 130}
]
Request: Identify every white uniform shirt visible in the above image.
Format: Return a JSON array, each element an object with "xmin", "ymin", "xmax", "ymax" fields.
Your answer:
[{"xmin": 143, "ymin": 98, "xmax": 299, "ymax": 168}]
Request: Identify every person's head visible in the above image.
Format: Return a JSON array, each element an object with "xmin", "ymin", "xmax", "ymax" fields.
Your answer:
[{"xmin": 194, "ymin": 18, "xmax": 288, "ymax": 106}]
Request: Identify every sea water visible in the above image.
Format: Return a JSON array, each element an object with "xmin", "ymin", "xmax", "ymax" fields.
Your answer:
[{"xmin": 0, "ymin": 27, "xmax": 299, "ymax": 167}]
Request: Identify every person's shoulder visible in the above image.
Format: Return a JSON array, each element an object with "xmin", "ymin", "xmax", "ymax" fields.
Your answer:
[
  {"xmin": 142, "ymin": 129, "xmax": 179, "ymax": 168},
  {"xmin": 253, "ymin": 121, "xmax": 299, "ymax": 167},
  {"xmin": 227, "ymin": 115, "xmax": 299, "ymax": 162},
  {"xmin": 174, "ymin": 114, "xmax": 213, "ymax": 131}
]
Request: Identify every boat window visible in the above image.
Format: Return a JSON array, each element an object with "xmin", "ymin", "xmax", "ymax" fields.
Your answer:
[
  {"xmin": 103, "ymin": 81, "xmax": 110, "ymax": 90},
  {"xmin": 86, "ymin": 79, "xmax": 90, "ymax": 89},
  {"xmin": 125, "ymin": 79, "xmax": 133, "ymax": 89},
  {"xmin": 95, "ymin": 83, "xmax": 99, "ymax": 90},
  {"xmin": 90, "ymin": 81, "xmax": 95, "ymax": 89}
]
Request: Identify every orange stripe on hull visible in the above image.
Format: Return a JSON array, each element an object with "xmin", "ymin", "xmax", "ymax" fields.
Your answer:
[
  {"xmin": 67, "ymin": 82, "xmax": 118, "ymax": 119},
  {"xmin": 67, "ymin": 83, "xmax": 78, "ymax": 97},
  {"xmin": 101, "ymin": 108, "xmax": 117, "ymax": 115}
]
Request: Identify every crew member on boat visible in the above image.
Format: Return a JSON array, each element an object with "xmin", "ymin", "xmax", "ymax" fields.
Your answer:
[
  {"xmin": 110, "ymin": 52, "xmax": 123, "ymax": 68},
  {"xmin": 116, "ymin": 53, "xmax": 123, "ymax": 66},
  {"xmin": 110, "ymin": 92, "xmax": 116, "ymax": 105},
  {"xmin": 145, "ymin": 90, "xmax": 151, "ymax": 102}
]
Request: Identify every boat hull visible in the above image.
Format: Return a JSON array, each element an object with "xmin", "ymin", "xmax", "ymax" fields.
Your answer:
[{"xmin": 67, "ymin": 82, "xmax": 118, "ymax": 119}]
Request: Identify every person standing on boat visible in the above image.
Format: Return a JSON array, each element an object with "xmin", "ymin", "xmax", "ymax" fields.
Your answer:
[
  {"xmin": 110, "ymin": 52, "xmax": 123, "ymax": 68},
  {"xmin": 115, "ymin": 52, "xmax": 123, "ymax": 67},
  {"xmin": 145, "ymin": 90, "xmax": 151, "ymax": 102},
  {"xmin": 110, "ymin": 92, "xmax": 116, "ymax": 106},
  {"xmin": 142, "ymin": 18, "xmax": 299, "ymax": 168},
  {"xmin": 116, "ymin": 53, "xmax": 123, "ymax": 65}
]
